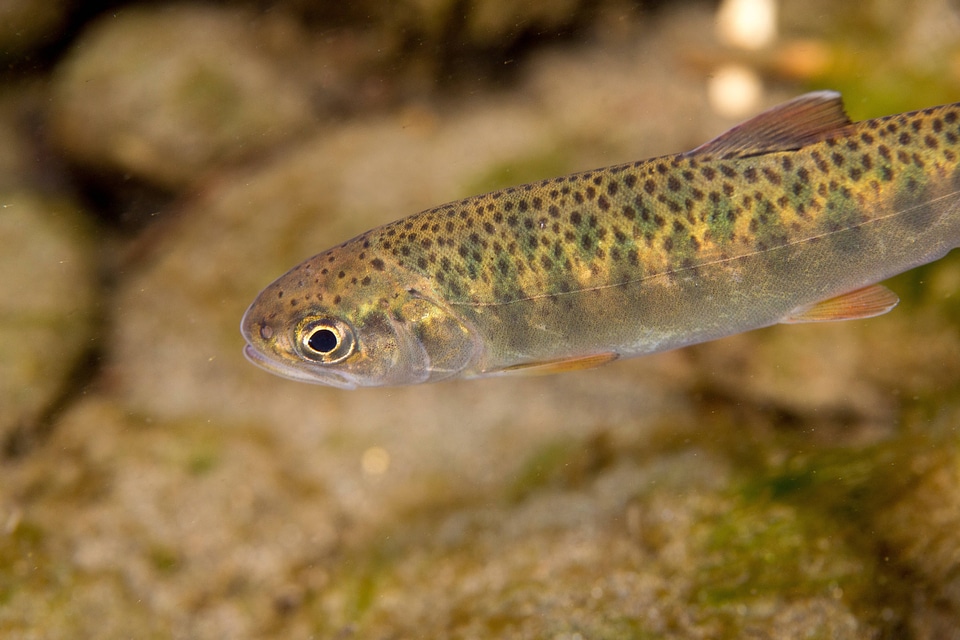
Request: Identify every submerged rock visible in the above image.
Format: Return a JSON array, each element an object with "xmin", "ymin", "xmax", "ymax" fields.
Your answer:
[
  {"xmin": 0, "ymin": 0, "xmax": 71, "ymax": 59},
  {"xmin": 0, "ymin": 191, "xmax": 96, "ymax": 450},
  {"xmin": 49, "ymin": 4, "xmax": 319, "ymax": 189}
]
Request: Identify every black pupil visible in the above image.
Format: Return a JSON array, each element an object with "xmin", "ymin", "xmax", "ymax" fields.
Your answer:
[{"xmin": 307, "ymin": 328, "xmax": 339, "ymax": 354}]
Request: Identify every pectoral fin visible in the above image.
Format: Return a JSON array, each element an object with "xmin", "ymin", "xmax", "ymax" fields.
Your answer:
[
  {"xmin": 492, "ymin": 352, "xmax": 619, "ymax": 377},
  {"xmin": 780, "ymin": 284, "xmax": 899, "ymax": 324}
]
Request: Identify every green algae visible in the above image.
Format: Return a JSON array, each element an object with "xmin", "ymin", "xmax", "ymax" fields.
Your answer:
[{"xmin": 506, "ymin": 430, "xmax": 615, "ymax": 502}]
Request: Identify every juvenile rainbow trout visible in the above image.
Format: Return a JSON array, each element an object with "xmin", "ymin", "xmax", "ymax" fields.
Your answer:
[{"xmin": 242, "ymin": 92, "xmax": 960, "ymax": 388}]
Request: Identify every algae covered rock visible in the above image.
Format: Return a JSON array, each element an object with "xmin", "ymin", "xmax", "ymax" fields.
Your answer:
[
  {"xmin": 0, "ymin": 191, "xmax": 96, "ymax": 448},
  {"xmin": 49, "ymin": 4, "xmax": 318, "ymax": 189}
]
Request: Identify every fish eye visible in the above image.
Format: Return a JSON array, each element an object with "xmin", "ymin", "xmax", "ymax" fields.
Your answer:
[{"xmin": 297, "ymin": 317, "xmax": 355, "ymax": 363}]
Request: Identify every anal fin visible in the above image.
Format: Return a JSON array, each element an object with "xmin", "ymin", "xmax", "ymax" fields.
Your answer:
[
  {"xmin": 780, "ymin": 284, "xmax": 899, "ymax": 324},
  {"xmin": 492, "ymin": 352, "xmax": 619, "ymax": 377}
]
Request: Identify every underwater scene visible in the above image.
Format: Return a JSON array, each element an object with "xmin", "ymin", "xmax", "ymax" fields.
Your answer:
[{"xmin": 2, "ymin": 0, "xmax": 960, "ymax": 637}]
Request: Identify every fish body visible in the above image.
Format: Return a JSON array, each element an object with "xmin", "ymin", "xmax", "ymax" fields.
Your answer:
[{"xmin": 241, "ymin": 92, "xmax": 960, "ymax": 388}]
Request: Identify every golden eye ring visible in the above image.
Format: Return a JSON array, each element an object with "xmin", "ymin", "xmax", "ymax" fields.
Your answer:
[{"xmin": 297, "ymin": 317, "xmax": 355, "ymax": 363}]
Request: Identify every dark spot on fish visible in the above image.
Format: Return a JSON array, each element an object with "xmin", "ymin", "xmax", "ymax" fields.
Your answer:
[
  {"xmin": 624, "ymin": 174, "xmax": 637, "ymax": 188},
  {"xmin": 667, "ymin": 176, "xmax": 681, "ymax": 191},
  {"xmin": 743, "ymin": 167, "xmax": 758, "ymax": 183},
  {"xmin": 899, "ymin": 132, "xmax": 912, "ymax": 145},
  {"xmin": 811, "ymin": 151, "xmax": 828, "ymax": 172}
]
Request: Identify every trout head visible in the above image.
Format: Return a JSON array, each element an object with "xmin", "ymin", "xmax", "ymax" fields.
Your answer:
[{"xmin": 241, "ymin": 237, "xmax": 481, "ymax": 388}]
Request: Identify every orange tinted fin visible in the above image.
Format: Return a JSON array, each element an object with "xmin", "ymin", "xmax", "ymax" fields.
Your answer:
[
  {"xmin": 780, "ymin": 284, "xmax": 899, "ymax": 324},
  {"xmin": 687, "ymin": 91, "xmax": 852, "ymax": 160},
  {"xmin": 493, "ymin": 352, "xmax": 619, "ymax": 377}
]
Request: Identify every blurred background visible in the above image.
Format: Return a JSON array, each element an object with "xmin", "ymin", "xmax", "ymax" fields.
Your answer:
[{"xmin": 2, "ymin": 0, "xmax": 960, "ymax": 637}]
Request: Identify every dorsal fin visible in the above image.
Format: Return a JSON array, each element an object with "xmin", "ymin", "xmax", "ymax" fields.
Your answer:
[{"xmin": 687, "ymin": 91, "xmax": 852, "ymax": 160}]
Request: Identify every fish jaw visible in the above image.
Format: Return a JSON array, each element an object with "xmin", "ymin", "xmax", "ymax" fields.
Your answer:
[
  {"xmin": 240, "ymin": 295, "xmax": 363, "ymax": 388},
  {"xmin": 242, "ymin": 343, "xmax": 359, "ymax": 388}
]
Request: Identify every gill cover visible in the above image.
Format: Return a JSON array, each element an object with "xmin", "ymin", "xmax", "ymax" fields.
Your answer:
[{"xmin": 397, "ymin": 294, "xmax": 481, "ymax": 383}]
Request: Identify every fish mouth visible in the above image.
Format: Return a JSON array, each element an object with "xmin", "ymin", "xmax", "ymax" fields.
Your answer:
[{"xmin": 242, "ymin": 344, "xmax": 358, "ymax": 389}]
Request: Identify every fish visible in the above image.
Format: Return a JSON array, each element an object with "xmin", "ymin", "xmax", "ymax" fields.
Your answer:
[{"xmin": 241, "ymin": 91, "xmax": 960, "ymax": 388}]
